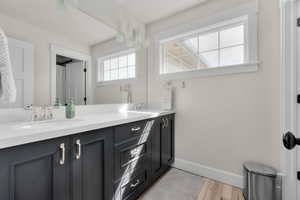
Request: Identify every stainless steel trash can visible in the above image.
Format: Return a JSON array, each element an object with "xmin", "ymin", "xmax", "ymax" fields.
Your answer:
[{"xmin": 243, "ymin": 162, "xmax": 280, "ymax": 200}]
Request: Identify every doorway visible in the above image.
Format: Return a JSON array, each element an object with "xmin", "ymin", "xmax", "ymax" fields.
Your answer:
[
  {"xmin": 0, "ymin": 38, "xmax": 34, "ymax": 108},
  {"xmin": 56, "ymin": 55, "xmax": 87, "ymax": 105},
  {"xmin": 50, "ymin": 45, "xmax": 92, "ymax": 106}
]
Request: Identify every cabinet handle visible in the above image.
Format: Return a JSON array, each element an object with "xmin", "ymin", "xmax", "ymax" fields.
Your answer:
[
  {"xmin": 59, "ymin": 143, "xmax": 66, "ymax": 165},
  {"xmin": 130, "ymin": 179, "xmax": 140, "ymax": 188},
  {"xmin": 131, "ymin": 127, "xmax": 141, "ymax": 132},
  {"xmin": 162, "ymin": 118, "xmax": 166, "ymax": 128},
  {"xmin": 165, "ymin": 118, "xmax": 169, "ymax": 128},
  {"xmin": 75, "ymin": 139, "xmax": 81, "ymax": 160}
]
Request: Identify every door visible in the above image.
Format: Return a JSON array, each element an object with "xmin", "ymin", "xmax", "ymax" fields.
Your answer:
[
  {"xmin": 281, "ymin": 1, "xmax": 300, "ymax": 200},
  {"xmin": 0, "ymin": 137, "xmax": 70, "ymax": 200},
  {"xmin": 296, "ymin": 2, "xmax": 300, "ymax": 197},
  {"xmin": 65, "ymin": 61, "xmax": 86, "ymax": 105},
  {"xmin": 71, "ymin": 128, "xmax": 113, "ymax": 200},
  {"xmin": 0, "ymin": 37, "xmax": 34, "ymax": 108},
  {"xmin": 56, "ymin": 65, "xmax": 66, "ymax": 105}
]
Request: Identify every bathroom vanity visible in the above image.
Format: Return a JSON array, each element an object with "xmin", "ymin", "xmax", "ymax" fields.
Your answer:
[{"xmin": 0, "ymin": 111, "xmax": 175, "ymax": 200}]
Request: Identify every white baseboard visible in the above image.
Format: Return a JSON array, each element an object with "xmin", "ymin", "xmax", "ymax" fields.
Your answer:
[{"xmin": 173, "ymin": 158, "xmax": 243, "ymax": 188}]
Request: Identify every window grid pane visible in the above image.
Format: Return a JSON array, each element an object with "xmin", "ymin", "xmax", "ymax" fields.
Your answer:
[
  {"xmin": 220, "ymin": 45, "xmax": 244, "ymax": 66},
  {"xmin": 196, "ymin": 26, "xmax": 244, "ymax": 68},
  {"xmin": 220, "ymin": 25, "xmax": 244, "ymax": 48},
  {"xmin": 104, "ymin": 70, "xmax": 110, "ymax": 81},
  {"xmin": 99, "ymin": 52, "xmax": 136, "ymax": 82},
  {"xmin": 198, "ymin": 32, "xmax": 219, "ymax": 53}
]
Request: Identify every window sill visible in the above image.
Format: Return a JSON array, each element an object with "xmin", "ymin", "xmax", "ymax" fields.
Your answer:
[
  {"xmin": 96, "ymin": 78, "xmax": 137, "ymax": 87},
  {"xmin": 159, "ymin": 62, "xmax": 259, "ymax": 80}
]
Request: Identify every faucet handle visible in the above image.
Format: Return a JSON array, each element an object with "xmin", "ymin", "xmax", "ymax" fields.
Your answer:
[
  {"xmin": 31, "ymin": 107, "xmax": 41, "ymax": 121},
  {"xmin": 45, "ymin": 106, "xmax": 54, "ymax": 120}
]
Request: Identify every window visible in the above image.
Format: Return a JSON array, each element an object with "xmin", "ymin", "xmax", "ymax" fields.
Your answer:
[
  {"xmin": 98, "ymin": 50, "xmax": 136, "ymax": 82},
  {"xmin": 160, "ymin": 16, "xmax": 250, "ymax": 74}
]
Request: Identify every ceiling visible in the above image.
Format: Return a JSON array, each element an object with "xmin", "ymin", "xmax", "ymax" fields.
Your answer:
[
  {"xmin": 122, "ymin": 0, "xmax": 207, "ymax": 24},
  {"xmin": 0, "ymin": 0, "xmax": 207, "ymax": 46},
  {"xmin": 0, "ymin": 0, "xmax": 116, "ymax": 46}
]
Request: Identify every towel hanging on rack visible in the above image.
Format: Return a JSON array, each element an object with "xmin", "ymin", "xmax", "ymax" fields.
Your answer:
[{"xmin": 0, "ymin": 27, "xmax": 16, "ymax": 104}]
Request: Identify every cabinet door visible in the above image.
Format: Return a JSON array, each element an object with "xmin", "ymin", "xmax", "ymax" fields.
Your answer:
[
  {"xmin": 151, "ymin": 115, "xmax": 175, "ymax": 181},
  {"xmin": 0, "ymin": 137, "xmax": 70, "ymax": 200},
  {"xmin": 151, "ymin": 118, "xmax": 164, "ymax": 180},
  {"xmin": 162, "ymin": 115, "xmax": 175, "ymax": 166},
  {"xmin": 71, "ymin": 128, "xmax": 113, "ymax": 200}
]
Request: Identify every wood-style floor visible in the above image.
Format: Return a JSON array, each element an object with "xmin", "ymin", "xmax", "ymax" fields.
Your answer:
[
  {"xmin": 198, "ymin": 178, "xmax": 244, "ymax": 200},
  {"xmin": 139, "ymin": 168, "xmax": 244, "ymax": 200}
]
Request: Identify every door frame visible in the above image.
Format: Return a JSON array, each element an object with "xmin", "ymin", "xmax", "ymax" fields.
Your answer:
[
  {"xmin": 280, "ymin": 0, "xmax": 298, "ymax": 200},
  {"xmin": 50, "ymin": 44, "xmax": 93, "ymax": 105}
]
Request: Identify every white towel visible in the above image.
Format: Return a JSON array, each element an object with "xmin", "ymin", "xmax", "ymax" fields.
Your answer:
[{"xmin": 0, "ymin": 27, "xmax": 16, "ymax": 103}]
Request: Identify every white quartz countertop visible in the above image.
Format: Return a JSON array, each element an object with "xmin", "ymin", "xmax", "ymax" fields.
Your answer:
[{"xmin": 0, "ymin": 109, "xmax": 174, "ymax": 150}]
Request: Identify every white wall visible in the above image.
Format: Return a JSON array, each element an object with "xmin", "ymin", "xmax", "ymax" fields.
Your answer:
[
  {"xmin": 91, "ymin": 40, "xmax": 147, "ymax": 104},
  {"xmin": 91, "ymin": 0, "xmax": 280, "ymax": 185},
  {"xmin": 147, "ymin": 0, "xmax": 280, "ymax": 177},
  {"xmin": 0, "ymin": 13, "xmax": 90, "ymax": 105}
]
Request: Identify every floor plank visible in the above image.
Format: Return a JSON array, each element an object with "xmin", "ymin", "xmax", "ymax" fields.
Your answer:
[
  {"xmin": 197, "ymin": 179, "xmax": 244, "ymax": 200},
  {"xmin": 231, "ymin": 187, "xmax": 239, "ymax": 200}
]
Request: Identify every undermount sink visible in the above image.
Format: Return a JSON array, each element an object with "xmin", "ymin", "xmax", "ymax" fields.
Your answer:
[{"xmin": 12, "ymin": 118, "xmax": 83, "ymax": 130}]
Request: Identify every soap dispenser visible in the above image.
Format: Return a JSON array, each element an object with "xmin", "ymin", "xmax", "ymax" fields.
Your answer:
[{"xmin": 66, "ymin": 98, "xmax": 75, "ymax": 119}]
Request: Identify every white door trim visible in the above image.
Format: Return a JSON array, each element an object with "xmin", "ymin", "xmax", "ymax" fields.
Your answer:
[
  {"xmin": 280, "ymin": 0, "xmax": 298, "ymax": 200},
  {"xmin": 50, "ymin": 44, "xmax": 93, "ymax": 105}
]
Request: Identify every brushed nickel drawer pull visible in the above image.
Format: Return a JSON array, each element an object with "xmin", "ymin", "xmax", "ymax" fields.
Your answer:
[
  {"xmin": 75, "ymin": 139, "xmax": 81, "ymax": 160},
  {"xmin": 59, "ymin": 143, "xmax": 66, "ymax": 165},
  {"xmin": 130, "ymin": 179, "xmax": 140, "ymax": 188},
  {"xmin": 131, "ymin": 127, "xmax": 141, "ymax": 132}
]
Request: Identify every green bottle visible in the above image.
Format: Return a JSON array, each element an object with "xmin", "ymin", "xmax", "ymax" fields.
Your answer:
[{"xmin": 66, "ymin": 98, "xmax": 75, "ymax": 119}]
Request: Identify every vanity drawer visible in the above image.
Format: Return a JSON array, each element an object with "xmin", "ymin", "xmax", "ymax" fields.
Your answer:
[
  {"xmin": 115, "ymin": 150, "xmax": 148, "ymax": 181},
  {"xmin": 114, "ymin": 138, "xmax": 151, "ymax": 181},
  {"xmin": 114, "ymin": 170, "xmax": 148, "ymax": 200},
  {"xmin": 115, "ymin": 120, "xmax": 154, "ymax": 144},
  {"xmin": 121, "ymin": 143, "xmax": 147, "ymax": 166}
]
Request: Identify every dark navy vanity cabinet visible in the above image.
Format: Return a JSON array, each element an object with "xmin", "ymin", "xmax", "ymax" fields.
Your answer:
[{"xmin": 0, "ymin": 114, "xmax": 175, "ymax": 200}]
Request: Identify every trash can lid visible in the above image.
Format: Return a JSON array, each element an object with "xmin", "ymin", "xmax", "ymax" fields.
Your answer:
[{"xmin": 243, "ymin": 161, "xmax": 277, "ymax": 177}]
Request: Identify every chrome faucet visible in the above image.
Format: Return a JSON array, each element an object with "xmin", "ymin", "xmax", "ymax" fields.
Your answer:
[
  {"xmin": 24, "ymin": 105, "xmax": 54, "ymax": 121},
  {"xmin": 40, "ymin": 106, "xmax": 54, "ymax": 121}
]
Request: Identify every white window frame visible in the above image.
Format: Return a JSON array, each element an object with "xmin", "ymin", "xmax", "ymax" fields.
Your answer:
[
  {"xmin": 150, "ymin": 2, "xmax": 259, "ymax": 80},
  {"xmin": 97, "ymin": 48, "xmax": 136, "ymax": 85},
  {"xmin": 160, "ymin": 16, "xmax": 249, "ymax": 74}
]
